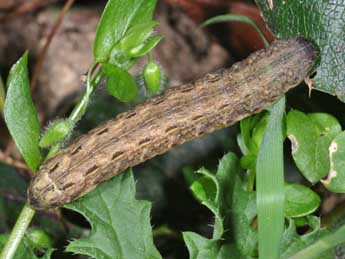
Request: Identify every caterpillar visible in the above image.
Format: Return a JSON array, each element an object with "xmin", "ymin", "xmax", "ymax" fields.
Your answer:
[{"xmin": 28, "ymin": 38, "xmax": 317, "ymax": 210}]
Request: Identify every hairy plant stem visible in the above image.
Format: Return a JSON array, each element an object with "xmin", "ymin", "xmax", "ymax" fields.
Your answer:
[{"xmin": 0, "ymin": 67, "xmax": 105, "ymax": 259}]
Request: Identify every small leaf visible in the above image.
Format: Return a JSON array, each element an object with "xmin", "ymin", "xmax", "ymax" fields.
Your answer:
[
  {"xmin": 239, "ymin": 113, "xmax": 264, "ymax": 153},
  {"xmin": 240, "ymin": 153, "xmax": 256, "ymax": 170},
  {"xmin": 143, "ymin": 59, "xmax": 162, "ymax": 95},
  {"xmin": 27, "ymin": 229, "xmax": 53, "ymax": 249},
  {"xmin": 128, "ymin": 36, "xmax": 164, "ymax": 58},
  {"xmin": 284, "ymin": 183, "xmax": 321, "ymax": 218},
  {"xmin": 286, "ymin": 110, "xmax": 325, "ymax": 183},
  {"xmin": 65, "ymin": 169, "xmax": 161, "ymax": 259},
  {"xmin": 4, "ymin": 52, "xmax": 41, "ymax": 171},
  {"xmin": 190, "ymin": 175, "xmax": 216, "ymax": 203},
  {"xmin": 94, "ymin": 0, "xmax": 157, "ymax": 62},
  {"xmin": 120, "ymin": 21, "xmax": 158, "ymax": 52},
  {"xmin": 249, "ymin": 114, "xmax": 268, "ymax": 154},
  {"xmin": 103, "ymin": 64, "xmax": 138, "ymax": 101},
  {"xmin": 322, "ymin": 131, "xmax": 345, "ymax": 192},
  {"xmin": 39, "ymin": 119, "xmax": 73, "ymax": 148}
]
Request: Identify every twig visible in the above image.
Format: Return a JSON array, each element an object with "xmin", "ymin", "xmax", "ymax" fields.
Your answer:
[
  {"xmin": 0, "ymin": 0, "xmax": 57, "ymax": 24},
  {"xmin": 30, "ymin": 0, "xmax": 76, "ymax": 91}
]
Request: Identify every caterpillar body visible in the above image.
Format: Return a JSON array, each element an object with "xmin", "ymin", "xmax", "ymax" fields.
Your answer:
[{"xmin": 28, "ymin": 38, "xmax": 317, "ymax": 210}]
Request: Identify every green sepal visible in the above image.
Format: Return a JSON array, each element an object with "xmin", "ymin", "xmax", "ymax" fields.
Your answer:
[
  {"xmin": 143, "ymin": 60, "xmax": 162, "ymax": 95},
  {"xmin": 120, "ymin": 21, "xmax": 159, "ymax": 52},
  {"xmin": 128, "ymin": 36, "xmax": 164, "ymax": 58},
  {"xmin": 39, "ymin": 119, "xmax": 73, "ymax": 148}
]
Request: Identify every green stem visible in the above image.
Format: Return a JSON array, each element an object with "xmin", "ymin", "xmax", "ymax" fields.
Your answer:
[
  {"xmin": 0, "ymin": 203, "xmax": 35, "ymax": 259},
  {"xmin": 69, "ymin": 67, "xmax": 104, "ymax": 123},
  {"xmin": 0, "ymin": 65, "xmax": 105, "ymax": 259},
  {"xmin": 47, "ymin": 67, "xmax": 105, "ymax": 159}
]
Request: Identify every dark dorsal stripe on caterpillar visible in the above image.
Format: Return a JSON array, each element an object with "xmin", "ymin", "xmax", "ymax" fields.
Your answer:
[{"xmin": 28, "ymin": 38, "xmax": 317, "ymax": 210}]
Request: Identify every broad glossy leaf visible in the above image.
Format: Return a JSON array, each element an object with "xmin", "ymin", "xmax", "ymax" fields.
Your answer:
[
  {"xmin": 103, "ymin": 64, "xmax": 138, "ymax": 101},
  {"xmin": 322, "ymin": 131, "xmax": 345, "ymax": 192},
  {"xmin": 284, "ymin": 183, "xmax": 320, "ymax": 218},
  {"xmin": 94, "ymin": 0, "xmax": 157, "ymax": 62},
  {"xmin": 309, "ymin": 113, "xmax": 342, "ymax": 136},
  {"xmin": 65, "ymin": 169, "xmax": 161, "ymax": 259},
  {"xmin": 256, "ymin": 0, "xmax": 345, "ymax": 102},
  {"xmin": 4, "ymin": 52, "xmax": 41, "ymax": 171}
]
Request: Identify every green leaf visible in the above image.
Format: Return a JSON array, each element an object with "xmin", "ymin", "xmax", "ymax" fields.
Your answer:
[
  {"xmin": 65, "ymin": 169, "xmax": 161, "ymax": 259},
  {"xmin": 4, "ymin": 52, "xmax": 41, "ymax": 171},
  {"xmin": 39, "ymin": 119, "xmax": 73, "ymax": 148},
  {"xmin": 103, "ymin": 63, "xmax": 138, "ymax": 101},
  {"xmin": 322, "ymin": 131, "xmax": 345, "ymax": 192},
  {"xmin": 249, "ymin": 114, "xmax": 268, "ymax": 154},
  {"xmin": 94, "ymin": 0, "xmax": 157, "ymax": 62},
  {"xmin": 256, "ymin": 97, "xmax": 285, "ymax": 259},
  {"xmin": 286, "ymin": 110, "xmax": 325, "ymax": 183},
  {"xmin": 128, "ymin": 36, "xmax": 164, "ymax": 58},
  {"xmin": 0, "ymin": 234, "xmax": 53, "ymax": 259},
  {"xmin": 280, "ymin": 218, "xmax": 334, "ymax": 259},
  {"xmin": 309, "ymin": 113, "xmax": 342, "ymax": 136},
  {"xmin": 183, "ymin": 232, "xmax": 241, "ymax": 259},
  {"xmin": 287, "ymin": 111, "xmax": 342, "ymax": 184},
  {"xmin": 255, "ymin": 0, "xmax": 345, "ymax": 102},
  {"xmin": 183, "ymin": 153, "xmax": 257, "ymax": 258},
  {"xmin": 311, "ymin": 113, "xmax": 342, "ymax": 183},
  {"xmin": 284, "ymin": 183, "xmax": 320, "ymax": 218},
  {"xmin": 239, "ymin": 113, "xmax": 264, "ymax": 154}
]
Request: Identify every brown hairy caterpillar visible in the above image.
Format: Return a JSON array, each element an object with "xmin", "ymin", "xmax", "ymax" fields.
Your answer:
[{"xmin": 28, "ymin": 38, "xmax": 317, "ymax": 210}]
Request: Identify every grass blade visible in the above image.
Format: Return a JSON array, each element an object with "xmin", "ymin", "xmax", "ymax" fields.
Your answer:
[
  {"xmin": 256, "ymin": 97, "xmax": 285, "ymax": 259},
  {"xmin": 200, "ymin": 14, "xmax": 269, "ymax": 47}
]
